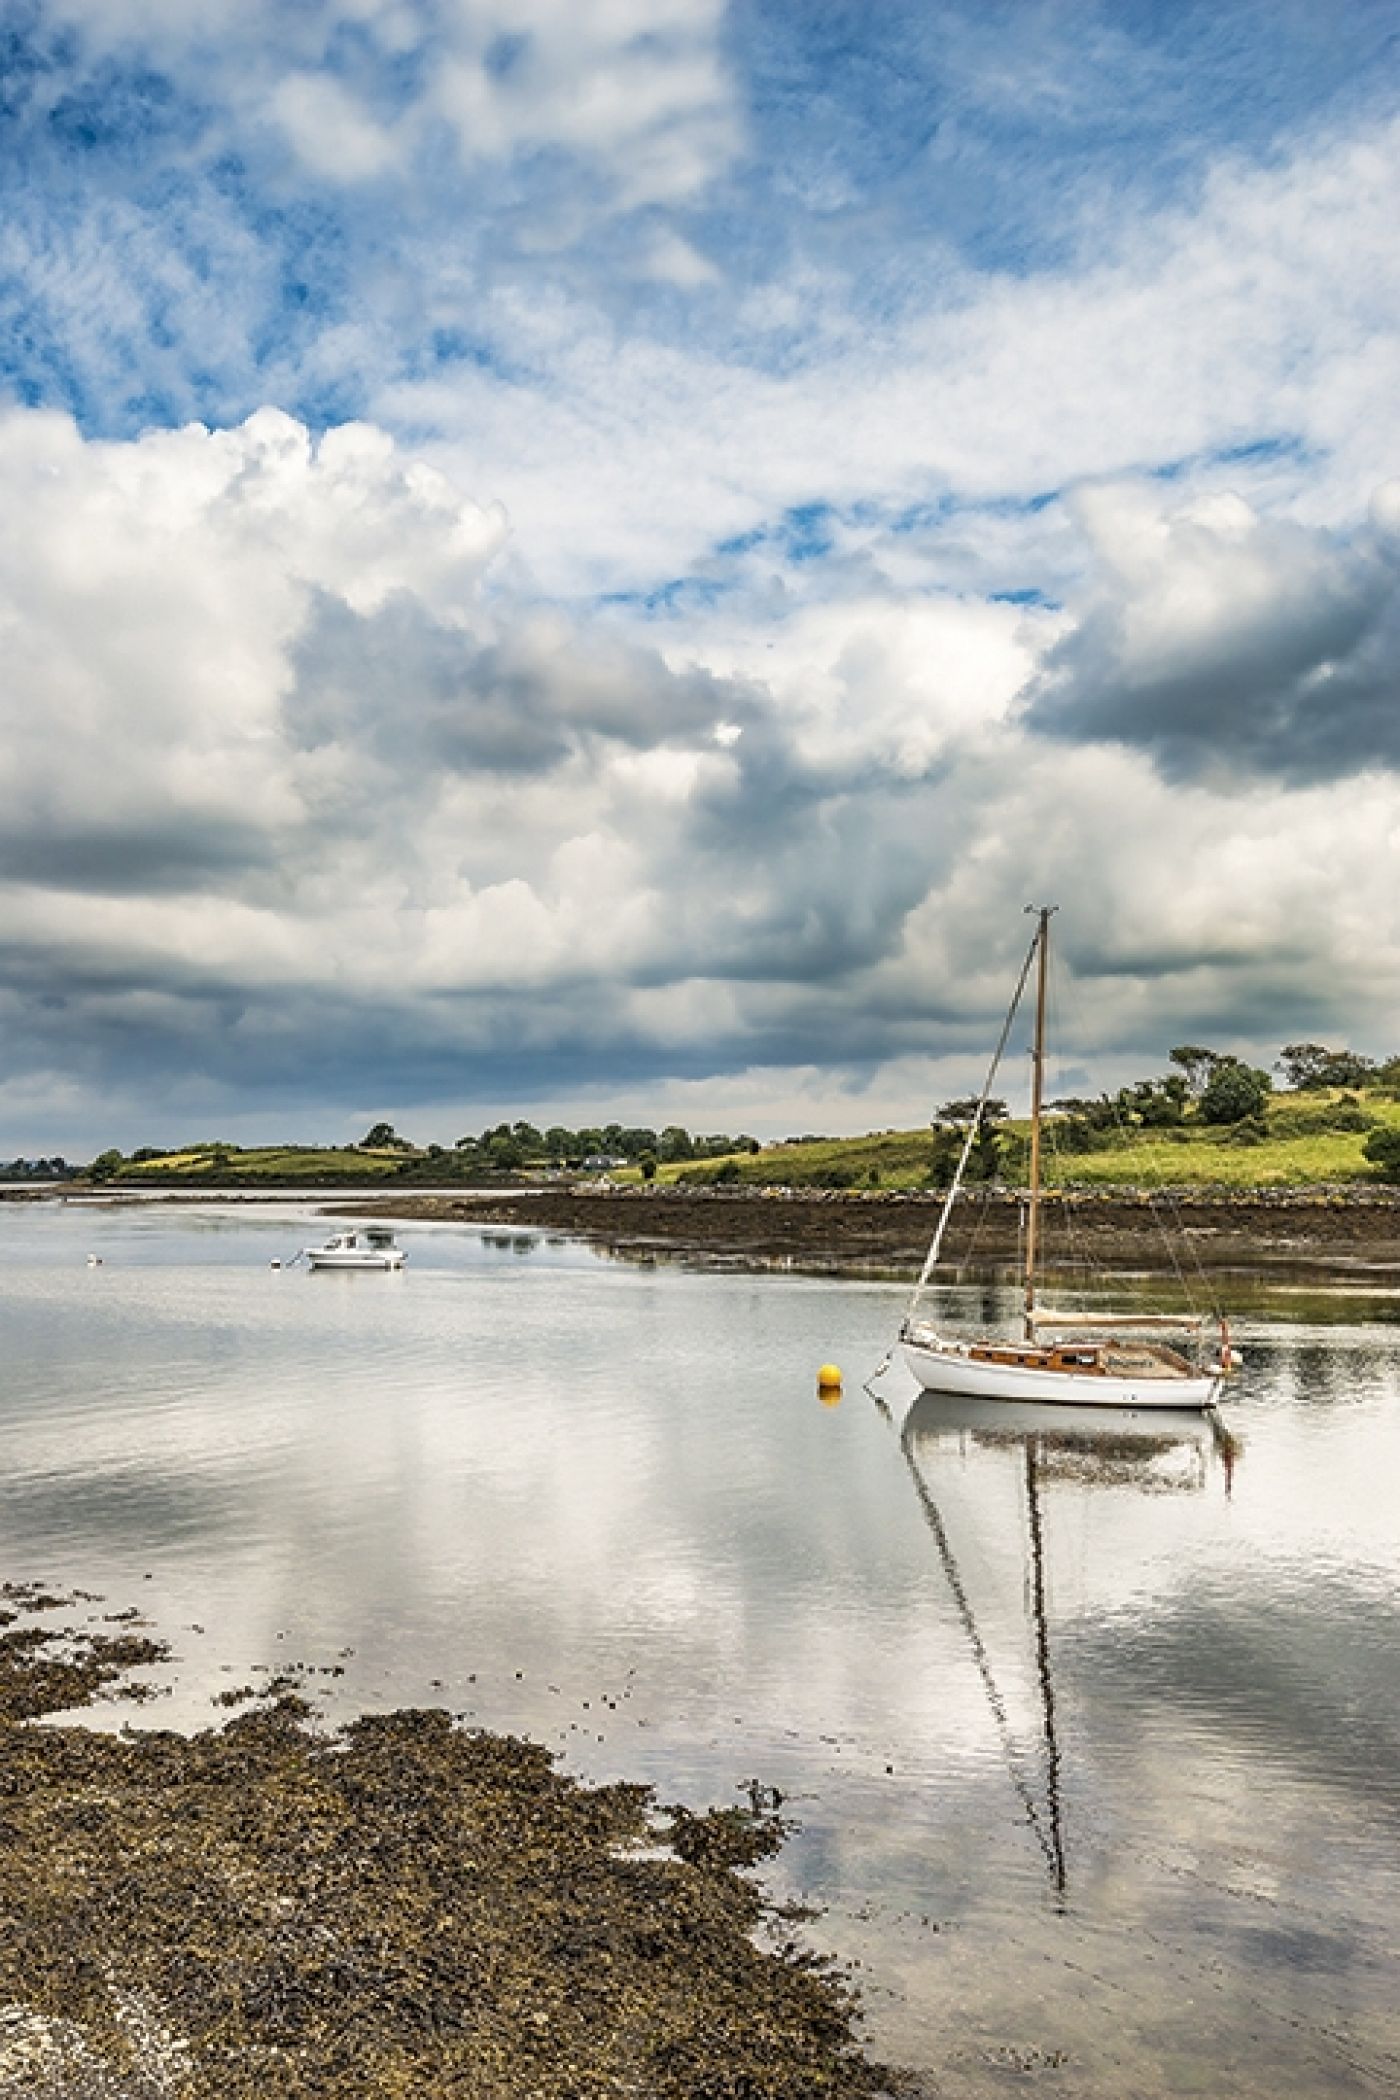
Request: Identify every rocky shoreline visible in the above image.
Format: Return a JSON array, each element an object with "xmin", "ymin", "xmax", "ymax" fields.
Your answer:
[
  {"xmin": 0, "ymin": 1587, "xmax": 908, "ymax": 2100},
  {"xmin": 345, "ymin": 1184, "xmax": 1400, "ymax": 1283}
]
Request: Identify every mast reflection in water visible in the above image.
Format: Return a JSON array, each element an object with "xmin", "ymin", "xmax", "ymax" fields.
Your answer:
[{"xmin": 897, "ymin": 1393, "xmax": 1237, "ymax": 1907}]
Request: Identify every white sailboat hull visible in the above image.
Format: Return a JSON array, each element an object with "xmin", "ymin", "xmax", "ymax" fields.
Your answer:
[{"xmin": 901, "ymin": 1336, "xmax": 1220, "ymax": 1411}]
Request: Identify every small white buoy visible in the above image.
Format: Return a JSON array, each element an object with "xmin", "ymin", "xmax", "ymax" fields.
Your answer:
[{"xmin": 87, "ymin": 1254, "xmax": 103, "ymax": 1267}]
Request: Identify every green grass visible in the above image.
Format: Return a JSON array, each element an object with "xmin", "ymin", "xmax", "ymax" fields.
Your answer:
[
  {"xmin": 112, "ymin": 1145, "xmax": 416, "ymax": 1182},
  {"xmin": 614, "ymin": 1092, "xmax": 1400, "ymax": 1193},
  {"xmin": 100, "ymin": 1091, "xmax": 1400, "ymax": 1191},
  {"xmin": 1044, "ymin": 1127, "xmax": 1383, "ymax": 1188}
]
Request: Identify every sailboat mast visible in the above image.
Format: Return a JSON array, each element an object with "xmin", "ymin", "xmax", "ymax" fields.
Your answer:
[{"xmin": 1022, "ymin": 906, "xmax": 1054, "ymax": 1341}]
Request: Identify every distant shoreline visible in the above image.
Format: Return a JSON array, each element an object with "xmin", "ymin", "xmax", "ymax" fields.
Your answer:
[
  {"xmin": 11, "ymin": 1180, "xmax": 1400, "ymax": 1283},
  {"xmin": 341, "ymin": 1184, "xmax": 1400, "ymax": 1284}
]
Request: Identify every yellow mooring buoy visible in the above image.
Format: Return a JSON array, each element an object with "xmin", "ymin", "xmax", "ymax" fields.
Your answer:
[{"xmin": 817, "ymin": 1363, "xmax": 843, "ymax": 1400}]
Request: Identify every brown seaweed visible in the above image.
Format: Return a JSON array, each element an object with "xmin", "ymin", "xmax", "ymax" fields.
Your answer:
[{"xmin": 0, "ymin": 1590, "xmax": 912, "ymax": 2098}]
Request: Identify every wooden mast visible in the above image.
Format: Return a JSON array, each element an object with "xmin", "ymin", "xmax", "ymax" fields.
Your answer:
[{"xmin": 1022, "ymin": 905, "xmax": 1054, "ymax": 1341}]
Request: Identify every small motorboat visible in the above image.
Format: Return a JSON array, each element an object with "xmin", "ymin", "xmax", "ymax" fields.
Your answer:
[{"xmin": 302, "ymin": 1227, "xmax": 406, "ymax": 1271}]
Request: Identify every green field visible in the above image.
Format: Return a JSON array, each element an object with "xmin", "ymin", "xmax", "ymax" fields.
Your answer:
[
  {"xmin": 107, "ymin": 1144, "xmax": 418, "ymax": 1184},
  {"xmin": 90, "ymin": 1089, "xmax": 1400, "ymax": 1192},
  {"xmin": 614, "ymin": 1092, "xmax": 1400, "ymax": 1193}
]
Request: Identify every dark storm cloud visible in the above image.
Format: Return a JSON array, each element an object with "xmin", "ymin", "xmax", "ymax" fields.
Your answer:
[
  {"xmin": 289, "ymin": 591, "xmax": 757, "ymax": 777},
  {"xmin": 1024, "ymin": 492, "xmax": 1400, "ymax": 784},
  {"xmin": 675, "ymin": 741, "xmax": 957, "ymax": 986},
  {"xmin": 0, "ymin": 818, "xmax": 275, "ymax": 895}
]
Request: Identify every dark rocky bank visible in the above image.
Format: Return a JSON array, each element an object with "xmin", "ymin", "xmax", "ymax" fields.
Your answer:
[
  {"xmin": 346, "ymin": 1184, "xmax": 1400, "ymax": 1283},
  {"xmin": 0, "ymin": 1586, "xmax": 910, "ymax": 2100}
]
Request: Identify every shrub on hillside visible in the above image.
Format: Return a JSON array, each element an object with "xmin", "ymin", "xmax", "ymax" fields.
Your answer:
[
  {"xmin": 1270, "ymin": 1099, "xmax": 1377, "ymax": 1137},
  {"xmin": 1199, "ymin": 1060, "xmax": 1273, "ymax": 1126},
  {"xmin": 1363, "ymin": 1127, "xmax": 1400, "ymax": 1181}
]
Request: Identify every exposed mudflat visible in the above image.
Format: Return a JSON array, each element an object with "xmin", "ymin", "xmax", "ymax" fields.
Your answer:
[
  {"xmin": 0, "ymin": 1587, "xmax": 907, "ymax": 2100},
  {"xmin": 347, "ymin": 1185, "xmax": 1400, "ymax": 1282}
]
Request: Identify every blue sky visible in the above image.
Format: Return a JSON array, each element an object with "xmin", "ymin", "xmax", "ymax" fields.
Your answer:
[{"xmin": 1, "ymin": 0, "xmax": 1399, "ymax": 1151}]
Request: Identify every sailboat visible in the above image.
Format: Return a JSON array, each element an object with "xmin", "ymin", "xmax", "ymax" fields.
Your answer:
[{"xmin": 900, "ymin": 907, "xmax": 1234, "ymax": 1411}]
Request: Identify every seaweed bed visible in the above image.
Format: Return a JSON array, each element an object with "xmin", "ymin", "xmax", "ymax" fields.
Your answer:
[
  {"xmin": 0, "ymin": 1585, "xmax": 910, "ymax": 2099},
  {"xmin": 349, "ymin": 1185, "xmax": 1400, "ymax": 1282}
]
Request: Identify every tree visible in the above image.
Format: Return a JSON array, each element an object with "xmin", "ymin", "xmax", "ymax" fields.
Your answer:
[
  {"xmin": 88, "ymin": 1149, "xmax": 125, "ymax": 1183},
  {"xmin": 1276, "ymin": 1043, "xmax": 1376, "ymax": 1091},
  {"xmin": 1326, "ymin": 1050, "xmax": 1373, "ymax": 1090},
  {"xmin": 658, "ymin": 1126, "xmax": 694, "ymax": 1162},
  {"xmin": 1198, "ymin": 1059, "xmax": 1272, "ymax": 1126},
  {"xmin": 362, "ymin": 1122, "xmax": 401, "ymax": 1149},
  {"xmin": 935, "ymin": 1097, "xmax": 1007, "ymax": 1127},
  {"xmin": 1276, "ymin": 1043, "xmax": 1329, "ymax": 1091},
  {"xmin": 1115, "ymin": 1075, "xmax": 1188, "ymax": 1127},
  {"xmin": 927, "ymin": 1095, "xmax": 1012, "ymax": 1186},
  {"xmin": 1168, "ymin": 1046, "xmax": 1219, "ymax": 1099},
  {"xmin": 639, "ymin": 1151, "xmax": 658, "ymax": 1182},
  {"xmin": 1364, "ymin": 1127, "xmax": 1400, "ymax": 1180}
]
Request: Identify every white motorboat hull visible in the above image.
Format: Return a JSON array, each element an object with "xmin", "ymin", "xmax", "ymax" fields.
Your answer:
[
  {"xmin": 901, "ymin": 1337, "xmax": 1220, "ymax": 1411},
  {"xmin": 304, "ymin": 1250, "xmax": 405, "ymax": 1271}
]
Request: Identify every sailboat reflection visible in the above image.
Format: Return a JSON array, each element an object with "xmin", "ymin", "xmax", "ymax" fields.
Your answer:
[{"xmin": 898, "ymin": 1391, "xmax": 1236, "ymax": 1903}]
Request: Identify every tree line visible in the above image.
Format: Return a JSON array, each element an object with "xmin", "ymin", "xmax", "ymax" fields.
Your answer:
[
  {"xmin": 27, "ymin": 1035, "xmax": 1400, "ymax": 1183},
  {"xmin": 929, "ymin": 1040, "xmax": 1400, "ymax": 1185},
  {"xmin": 436, "ymin": 1122, "xmax": 760, "ymax": 1177},
  {"xmin": 362, "ymin": 1121, "xmax": 762, "ymax": 1177}
]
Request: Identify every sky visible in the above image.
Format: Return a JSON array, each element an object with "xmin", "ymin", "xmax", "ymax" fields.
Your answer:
[{"xmin": 2, "ymin": 0, "xmax": 1400, "ymax": 1154}]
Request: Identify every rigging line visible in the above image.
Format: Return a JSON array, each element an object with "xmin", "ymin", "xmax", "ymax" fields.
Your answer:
[
  {"xmin": 1083, "ymin": 1008, "xmax": 1217, "ymax": 1315},
  {"xmin": 1047, "ymin": 947, "xmax": 1220, "ymax": 1323},
  {"xmin": 953, "ymin": 1174, "xmax": 998, "ymax": 1282},
  {"xmin": 905, "ymin": 923, "xmax": 1041, "ymax": 1327},
  {"xmin": 898, "ymin": 1417, "xmax": 1066, "ymax": 1889},
  {"xmin": 1041, "ymin": 966, "xmax": 1095, "ymax": 1299}
]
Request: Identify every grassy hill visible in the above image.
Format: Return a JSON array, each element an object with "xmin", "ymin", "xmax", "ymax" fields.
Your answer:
[
  {"xmin": 85, "ymin": 1089, "xmax": 1400, "ymax": 1193},
  {"xmin": 102, "ymin": 1144, "xmax": 425, "ymax": 1185},
  {"xmin": 616, "ymin": 1091, "xmax": 1400, "ymax": 1193}
]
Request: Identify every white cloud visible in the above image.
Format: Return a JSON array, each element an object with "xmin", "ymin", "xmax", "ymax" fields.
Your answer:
[
  {"xmin": 42, "ymin": 0, "xmax": 738, "ymax": 208},
  {"xmin": 1026, "ymin": 479, "xmax": 1400, "ymax": 780},
  {"xmin": 642, "ymin": 230, "xmax": 721, "ymax": 289},
  {"xmin": 430, "ymin": 3, "xmax": 736, "ymax": 206},
  {"xmin": 6, "ymin": 403, "xmax": 1400, "ymax": 1151},
  {"xmin": 270, "ymin": 72, "xmax": 401, "ymax": 182},
  {"xmin": 380, "ymin": 110, "xmax": 1400, "ymax": 599}
]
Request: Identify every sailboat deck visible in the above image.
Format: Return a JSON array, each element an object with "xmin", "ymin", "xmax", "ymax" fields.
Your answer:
[{"xmin": 964, "ymin": 1340, "xmax": 1196, "ymax": 1380}]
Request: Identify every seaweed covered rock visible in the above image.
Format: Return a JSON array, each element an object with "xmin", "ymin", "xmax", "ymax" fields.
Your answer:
[{"xmin": 0, "ymin": 1590, "xmax": 910, "ymax": 2098}]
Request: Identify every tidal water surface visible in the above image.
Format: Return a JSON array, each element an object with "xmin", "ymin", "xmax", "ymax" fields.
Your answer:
[{"xmin": 3, "ymin": 1196, "xmax": 1400, "ymax": 2096}]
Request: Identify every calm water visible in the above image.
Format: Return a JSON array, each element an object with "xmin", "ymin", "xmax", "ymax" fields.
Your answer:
[{"xmin": 4, "ymin": 1197, "xmax": 1400, "ymax": 2096}]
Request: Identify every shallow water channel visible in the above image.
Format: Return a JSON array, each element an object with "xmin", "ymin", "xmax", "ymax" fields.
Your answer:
[{"xmin": 4, "ymin": 1196, "xmax": 1400, "ymax": 2097}]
